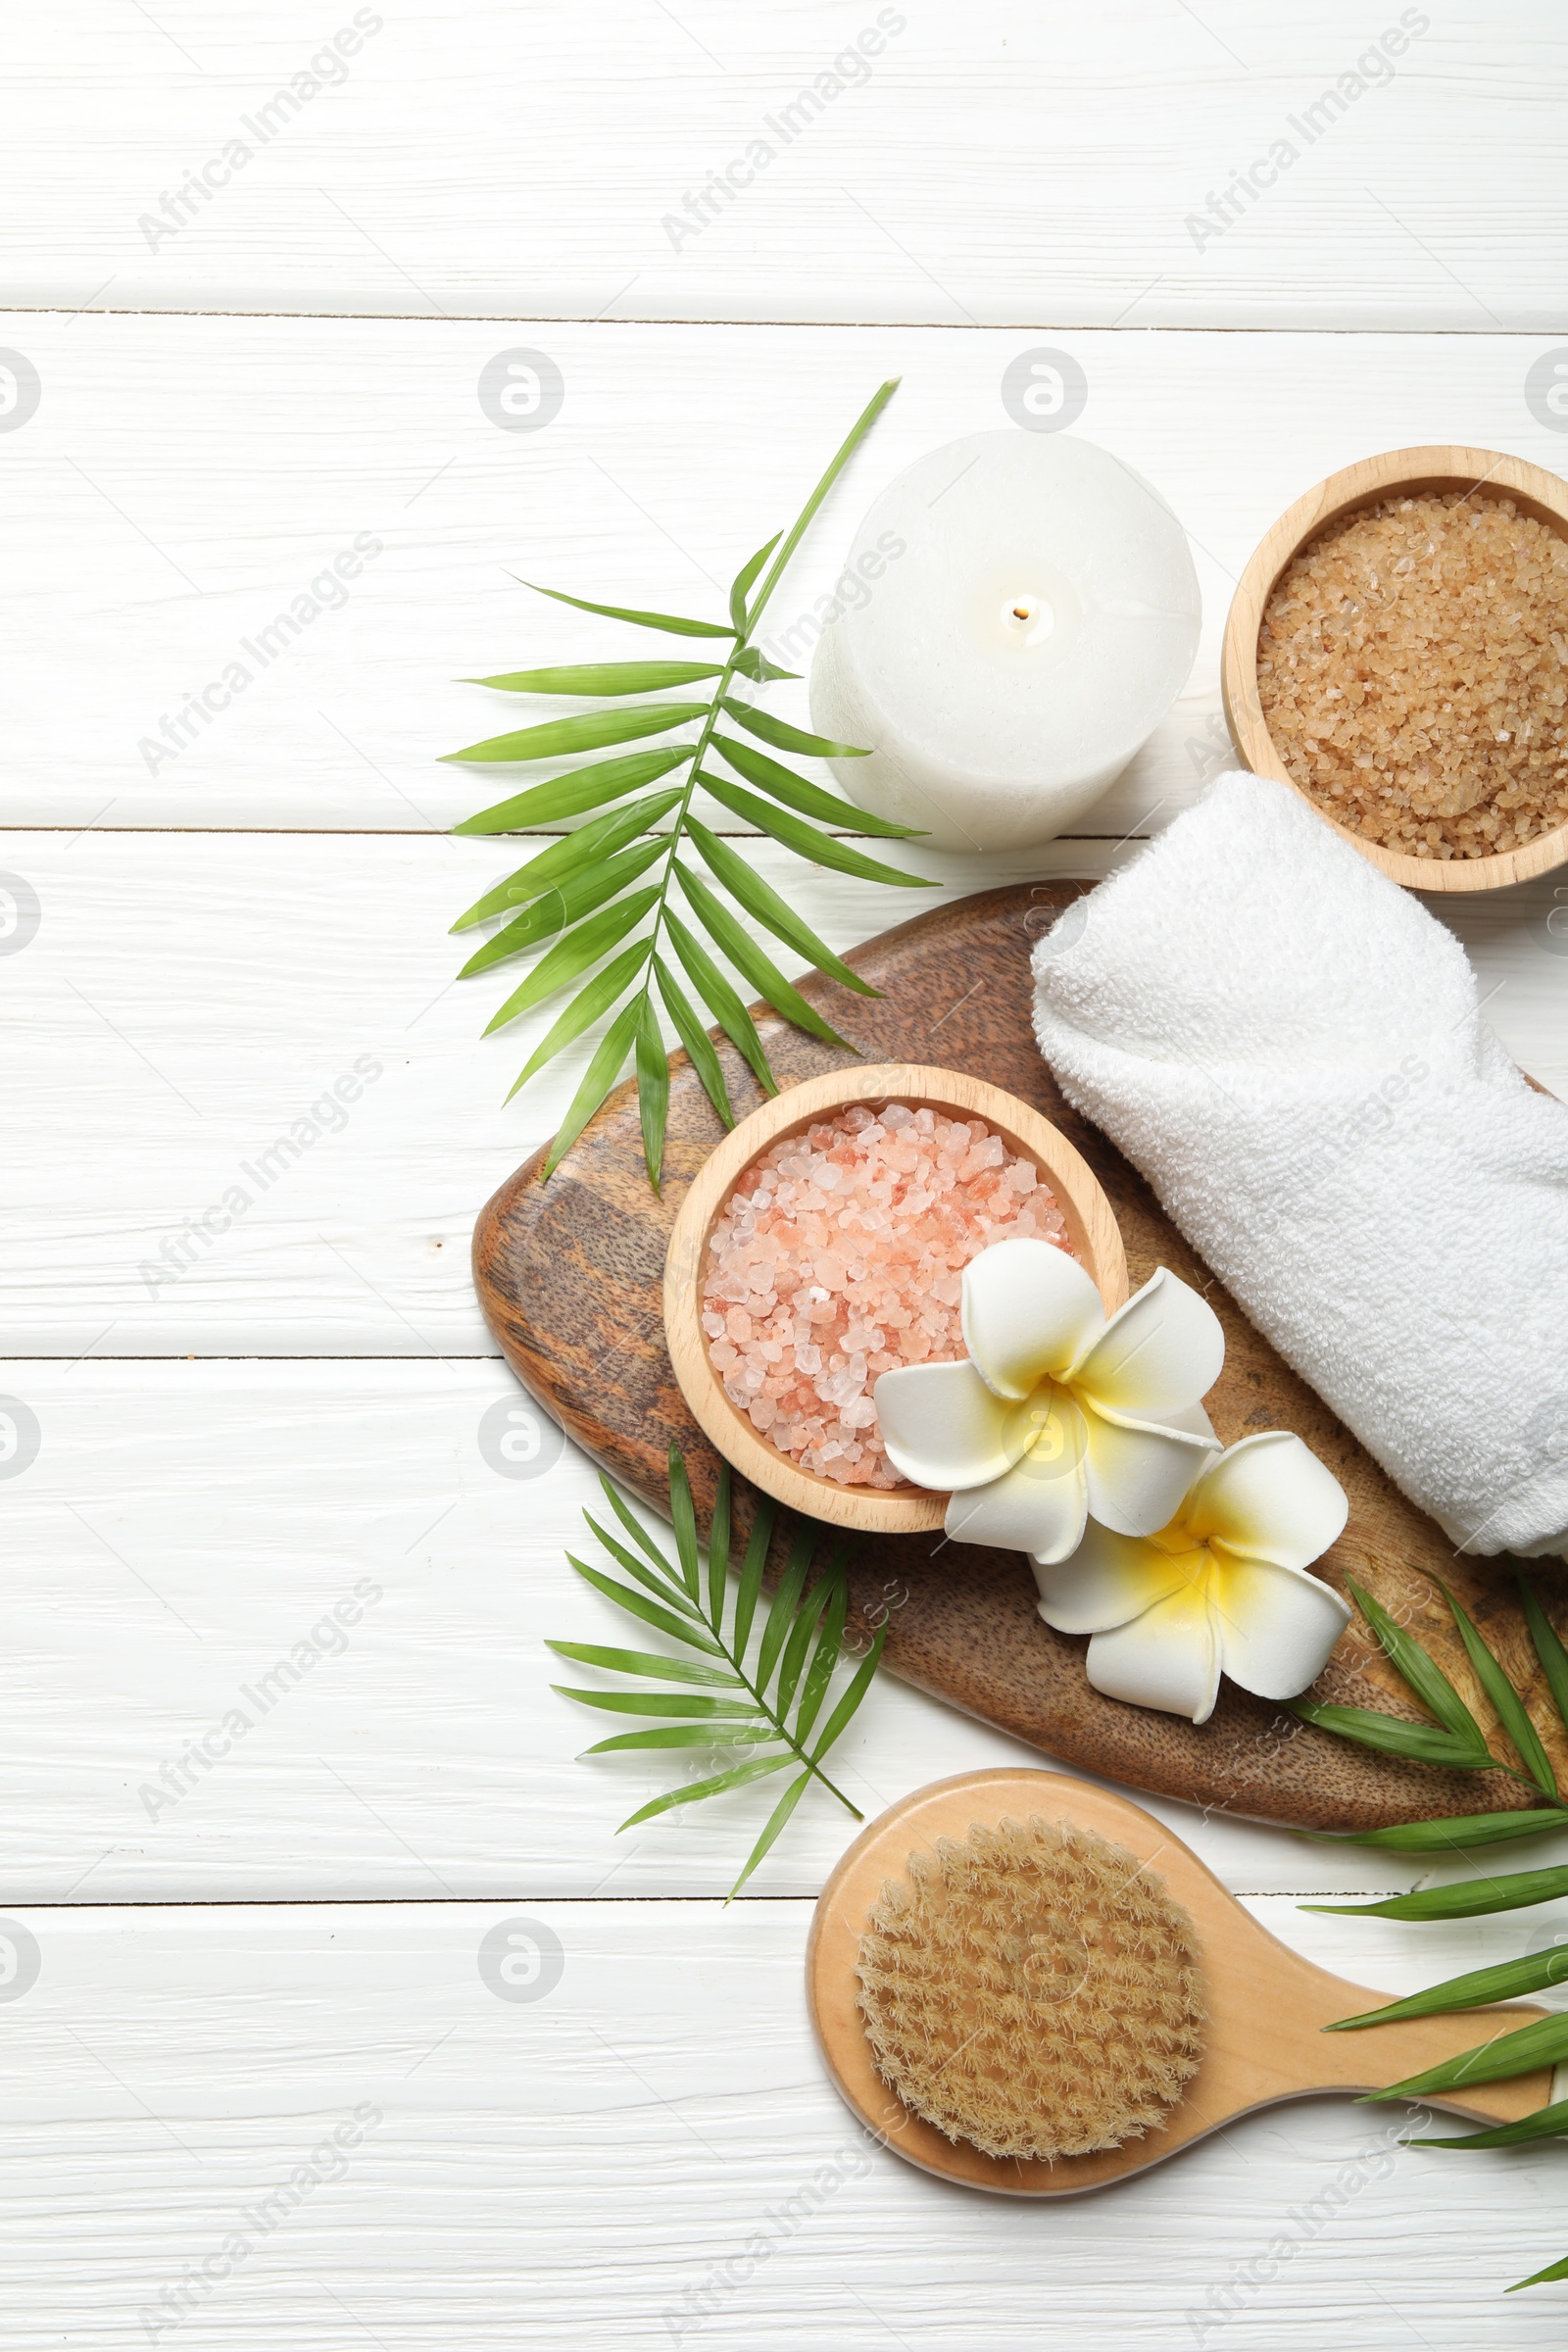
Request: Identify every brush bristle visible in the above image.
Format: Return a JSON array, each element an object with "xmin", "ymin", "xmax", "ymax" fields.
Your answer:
[{"xmin": 857, "ymin": 1814, "xmax": 1207, "ymax": 2162}]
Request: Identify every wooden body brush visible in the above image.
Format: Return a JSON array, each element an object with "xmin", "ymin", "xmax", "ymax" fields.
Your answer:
[{"xmin": 808, "ymin": 1771, "xmax": 1555, "ymax": 2196}]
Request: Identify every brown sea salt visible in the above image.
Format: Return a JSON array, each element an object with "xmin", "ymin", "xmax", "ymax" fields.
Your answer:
[
  {"xmin": 1256, "ymin": 491, "xmax": 1568, "ymax": 859},
  {"xmin": 700, "ymin": 1102, "xmax": 1074, "ymax": 1489}
]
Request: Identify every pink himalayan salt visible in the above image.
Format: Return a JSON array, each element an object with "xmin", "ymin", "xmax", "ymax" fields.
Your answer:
[{"xmin": 701, "ymin": 1101, "xmax": 1074, "ymax": 1489}]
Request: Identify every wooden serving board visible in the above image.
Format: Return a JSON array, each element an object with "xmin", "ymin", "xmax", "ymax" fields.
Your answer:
[{"xmin": 474, "ymin": 884, "xmax": 1568, "ymax": 1833}]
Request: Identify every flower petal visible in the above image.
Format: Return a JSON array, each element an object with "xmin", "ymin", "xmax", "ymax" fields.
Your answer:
[
  {"xmin": 874, "ymin": 1359, "xmax": 1029, "ymax": 1493},
  {"xmin": 945, "ymin": 1399, "xmax": 1090, "ymax": 1560},
  {"xmin": 1085, "ymin": 1584, "xmax": 1222, "ymax": 1725},
  {"xmin": 1210, "ymin": 1553, "xmax": 1351, "ymax": 1701},
  {"xmin": 960, "ymin": 1238, "xmax": 1105, "ymax": 1402},
  {"xmin": 1184, "ymin": 1432, "xmax": 1348, "ymax": 1571},
  {"xmin": 1081, "ymin": 1398, "xmax": 1220, "ymax": 1539},
  {"xmin": 1069, "ymin": 1266, "xmax": 1226, "ymax": 1415},
  {"xmin": 1032, "ymin": 1520, "xmax": 1192, "ymax": 1635}
]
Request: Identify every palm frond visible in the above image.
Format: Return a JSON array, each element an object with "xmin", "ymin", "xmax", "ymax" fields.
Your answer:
[
  {"xmin": 1296, "ymin": 1568, "xmax": 1568, "ymax": 2288},
  {"xmin": 548, "ymin": 1451, "xmax": 885, "ymax": 1897},
  {"xmin": 448, "ymin": 379, "xmax": 934, "ymax": 1188}
]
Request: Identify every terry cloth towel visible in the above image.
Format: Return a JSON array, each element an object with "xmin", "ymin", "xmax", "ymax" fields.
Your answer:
[{"xmin": 1031, "ymin": 770, "xmax": 1568, "ymax": 1560}]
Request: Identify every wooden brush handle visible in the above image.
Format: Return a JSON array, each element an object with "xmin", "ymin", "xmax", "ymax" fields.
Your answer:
[{"xmin": 1261, "ymin": 1942, "xmax": 1554, "ymax": 2127}]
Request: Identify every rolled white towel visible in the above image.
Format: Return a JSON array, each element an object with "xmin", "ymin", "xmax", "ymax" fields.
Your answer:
[{"xmin": 1031, "ymin": 770, "xmax": 1568, "ymax": 1560}]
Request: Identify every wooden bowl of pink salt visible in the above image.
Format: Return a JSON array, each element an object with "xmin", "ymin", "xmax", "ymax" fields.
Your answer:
[{"xmin": 662, "ymin": 1063, "xmax": 1127, "ymax": 1534}]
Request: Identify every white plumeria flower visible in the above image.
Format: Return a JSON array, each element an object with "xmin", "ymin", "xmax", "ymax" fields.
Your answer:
[
  {"xmin": 874, "ymin": 1238, "xmax": 1226, "ymax": 1563},
  {"xmin": 1033, "ymin": 1432, "xmax": 1352, "ymax": 1725}
]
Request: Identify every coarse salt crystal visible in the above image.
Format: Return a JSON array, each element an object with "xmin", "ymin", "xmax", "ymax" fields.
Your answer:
[{"xmin": 702, "ymin": 1102, "xmax": 1074, "ymax": 1489}]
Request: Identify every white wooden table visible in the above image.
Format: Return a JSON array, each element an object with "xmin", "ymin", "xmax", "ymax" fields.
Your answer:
[{"xmin": 3, "ymin": 6, "xmax": 1568, "ymax": 2341}]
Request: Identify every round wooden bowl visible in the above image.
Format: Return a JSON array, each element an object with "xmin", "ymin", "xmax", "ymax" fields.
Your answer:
[
  {"xmin": 662, "ymin": 1062, "xmax": 1128, "ymax": 1535},
  {"xmin": 1221, "ymin": 443, "xmax": 1568, "ymax": 893}
]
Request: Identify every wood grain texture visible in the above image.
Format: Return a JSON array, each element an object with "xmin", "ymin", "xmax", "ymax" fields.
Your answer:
[
  {"xmin": 477, "ymin": 881, "xmax": 1568, "ymax": 1833},
  {"xmin": 1, "ymin": 827, "xmax": 1566, "ymax": 1355},
  {"xmin": 10, "ymin": 315, "xmax": 1568, "ymax": 833},
  {"xmin": 3, "ymin": 1895, "xmax": 1566, "ymax": 2349},
  {"xmin": 1222, "ymin": 443, "xmax": 1568, "ymax": 891},
  {"xmin": 808, "ymin": 1773, "xmax": 1551, "ymax": 2195},
  {"xmin": 662, "ymin": 1061, "xmax": 1128, "ymax": 1533},
  {"xmin": 6, "ymin": 1352, "xmax": 1559, "ymax": 1902},
  {"xmin": 5, "ymin": 2, "xmax": 1565, "ymax": 329}
]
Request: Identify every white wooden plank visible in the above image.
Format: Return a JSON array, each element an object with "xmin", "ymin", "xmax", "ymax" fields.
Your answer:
[
  {"xmin": 2, "ymin": 830, "xmax": 1564, "ymax": 1355},
  {"xmin": 0, "ymin": 1353, "xmax": 1494, "ymax": 1904},
  {"xmin": 0, "ymin": 1896, "xmax": 1564, "ymax": 2349},
  {"xmin": 2, "ymin": 316, "xmax": 1567, "ymax": 829},
  {"xmin": 3, "ymin": 4, "xmax": 1564, "ymax": 330},
  {"xmin": 0, "ymin": 829, "xmax": 1118, "ymax": 1357}
]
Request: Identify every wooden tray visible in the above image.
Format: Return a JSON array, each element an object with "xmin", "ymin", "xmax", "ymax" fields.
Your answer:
[{"xmin": 474, "ymin": 884, "xmax": 1568, "ymax": 1833}]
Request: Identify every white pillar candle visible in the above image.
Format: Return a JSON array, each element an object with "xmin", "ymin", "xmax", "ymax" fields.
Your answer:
[{"xmin": 808, "ymin": 431, "xmax": 1201, "ymax": 853}]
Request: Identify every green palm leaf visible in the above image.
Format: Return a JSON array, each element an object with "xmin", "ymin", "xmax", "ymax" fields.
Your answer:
[
  {"xmin": 452, "ymin": 746, "xmax": 694, "ymax": 837},
  {"xmin": 1520, "ymin": 1573, "xmax": 1568, "ymax": 1735},
  {"xmin": 720, "ymin": 698, "xmax": 868, "ymax": 760},
  {"xmin": 673, "ymin": 862, "xmax": 852, "ymax": 1049},
  {"xmin": 684, "ymin": 813, "xmax": 879, "ymax": 995},
  {"xmin": 1512, "ymin": 2248, "xmax": 1568, "ymax": 2291},
  {"xmin": 565, "ymin": 1552, "xmax": 724, "ymax": 1654},
  {"xmin": 514, "ymin": 578, "xmax": 735, "ymax": 637},
  {"xmin": 542, "ymin": 999, "xmax": 643, "ymax": 1177},
  {"xmin": 1349, "ymin": 1579, "xmax": 1493, "ymax": 1749},
  {"xmin": 634, "ymin": 995, "xmax": 669, "ymax": 1193},
  {"xmin": 730, "ymin": 647, "xmax": 798, "ymax": 684},
  {"xmin": 1360, "ymin": 2010, "xmax": 1568, "ymax": 2102},
  {"xmin": 729, "ymin": 534, "xmax": 781, "ymax": 632},
  {"xmin": 1304, "ymin": 1862, "xmax": 1568, "ymax": 1921},
  {"xmin": 668, "ymin": 1436, "xmax": 702, "ymax": 1605},
  {"xmin": 654, "ymin": 955, "xmax": 735, "ymax": 1130},
  {"xmin": 696, "ymin": 771, "xmax": 933, "ymax": 888},
  {"xmin": 583, "ymin": 1725, "xmax": 778, "ymax": 1755},
  {"xmin": 466, "ymin": 660, "xmax": 725, "ymax": 695},
  {"xmin": 482, "ymin": 892, "xmax": 658, "ymax": 1034},
  {"xmin": 710, "ymin": 730, "xmax": 919, "ymax": 836},
  {"xmin": 1327, "ymin": 1946, "xmax": 1568, "ymax": 2030},
  {"xmin": 1306, "ymin": 1807, "xmax": 1568, "ymax": 1852},
  {"xmin": 1416, "ymin": 2103, "xmax": 1568, "ymax": 2153},
  {"xmin": 729, "ymin": 1771, "xmax": 813, "ymax": 1900},
  {"xmin": 505, "ymin": 940, "xmax": 657, "ymax": 1100},
  {"xmin": 663, "ymin": 907, "xmax": 777, "ymax": 1097},
  {"xmin": 452, "ymin": 383, "xmax": 905, "ymax": 1185},
  {"xmin": 732, "ymin": 1500, "xmax": 773, "ymax": 1662},
  {"xmin": 460, "ymin": 843, "xmax": 666, "ymax": 978},
  {"xmin": 553, "ymin": 1688, "xmax": 763, "ymax": 1720},
  {"xmin": 618, "ymin": 1755, "xmax": 796, "ymax": 1832},
  {"xmin": 1289, "ymin": 1699, "xmax": 1494, "ymax": 1773},
  {"xmin": 549, "ymin": 1453, "xmax": 880, "ymax": 1892},
  {"xmin": 580, "ymin": 1507, "xmax": 706, "ymax": 1621},
  {"xmin": 706, "ymin": 1463, "xmax": 731, "ymax": 1631},
  {"xmin": 1439, "ymin": 1580, "xmax": 1557, "ymax": 1796},
  {"xmin": 754, "ymin": 1529, "xmax": 814, "ymax": 1696},
  {"xmin": 1294, "ymin": 1573, "xmax": 1568, "ymax": 2270},
  {"xmin": 544, "ymin": 1642, "xmax": 742, "ymax": 1688},
  {"xmin": 453, "ymin": 791, "xmax": 683, "ymax": 932},
  {"xmin": 443, "ymin": 702, "xmax": 708, "ymax": 767}
]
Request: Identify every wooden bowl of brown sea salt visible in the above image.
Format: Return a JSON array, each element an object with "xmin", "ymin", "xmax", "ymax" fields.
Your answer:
[
  {"xmin": 1222, "ymin": 444, "xmax": 1568, "ymax": 892},
  {"xmin": 662, "ymin": 1064, "xmax": 1127, "ymax": 1535}
]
